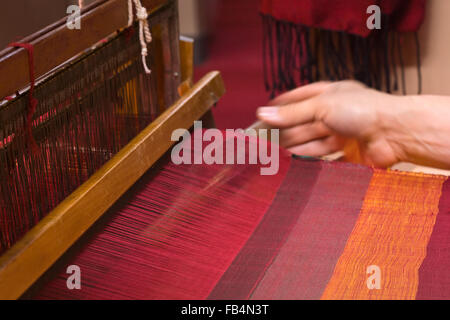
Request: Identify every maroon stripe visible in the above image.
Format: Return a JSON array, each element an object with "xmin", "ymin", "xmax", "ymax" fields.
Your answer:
[
  {"xmin": 208, "ymin": 158, "xmax": 322, "ymax": 299},
  {"xmin": 416, "ymin": 178, "xmax": 450, "ymax": 300}
]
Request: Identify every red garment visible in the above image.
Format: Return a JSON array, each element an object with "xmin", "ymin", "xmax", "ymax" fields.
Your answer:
[
  {"xmin": 260, "ymin": 0, "xmax": 426, "ymax": 36},
  {"xmin": 260, "ymin": 0, "xmax": 427, "ymax": 95}
]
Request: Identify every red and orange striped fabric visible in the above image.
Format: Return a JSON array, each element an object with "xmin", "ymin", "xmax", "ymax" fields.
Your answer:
[{"xmin": 32, "ymin": 136, "xmax": 450, "ymax": 300}]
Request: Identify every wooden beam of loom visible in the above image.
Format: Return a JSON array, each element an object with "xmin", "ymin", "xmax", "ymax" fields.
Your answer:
[
  {"xmin": 178, "ymin": 36, "xmax": 194, "ymax": 96},
  {"xmin": 0, "ymin": 0, "xmax": 169, "ymax": 99},
  {"xmin": 0, "ymin": 71, "xmax": 225, "ymax": 300}
]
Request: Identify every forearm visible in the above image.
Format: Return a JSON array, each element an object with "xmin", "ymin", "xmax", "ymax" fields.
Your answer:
[{"xmin": 378, "ymin": 94, "xmax": 450, "ymax": 169}]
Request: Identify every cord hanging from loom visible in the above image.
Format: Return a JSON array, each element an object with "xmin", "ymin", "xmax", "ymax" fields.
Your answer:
[
  {"xmin": 128, "ymin": 0, "xmax": 152, "ymax": 74},
  {"xmin": 7, "ymin": 42, "xmax": 38, "ymax": 150}
]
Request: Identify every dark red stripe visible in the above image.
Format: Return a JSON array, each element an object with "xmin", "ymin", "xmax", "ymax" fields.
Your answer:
[
  {"xmin": 416, "ymin": 178, "xmax": 450, "ymax": 300},
  {"xmin": 208, "ymin": 158, "xmax": 322, "ymax": 299}
]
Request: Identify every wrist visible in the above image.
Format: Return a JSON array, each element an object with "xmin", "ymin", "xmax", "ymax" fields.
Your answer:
[{"xmin": 375, "ymin": 94, "xmax": 416, "ymax": 163}]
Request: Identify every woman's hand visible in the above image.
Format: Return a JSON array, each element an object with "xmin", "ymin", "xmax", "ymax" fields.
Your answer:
[{"xmin": 256, "ymin": 80, "xmax": 450, "ymax": 169}]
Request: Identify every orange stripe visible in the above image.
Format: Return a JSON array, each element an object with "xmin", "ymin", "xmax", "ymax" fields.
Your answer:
[{"xmin": 321, "ymin": 170, "xmax": 446, "ymax": 300}]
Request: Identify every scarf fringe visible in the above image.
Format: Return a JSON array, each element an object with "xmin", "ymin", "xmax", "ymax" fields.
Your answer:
[{"xmin": 262, "ymin": 14, "xmax": 422, "ymax": 98}]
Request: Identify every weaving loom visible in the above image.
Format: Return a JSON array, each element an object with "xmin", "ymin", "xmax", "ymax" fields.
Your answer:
[
  {"xmin": 0, "ymin": 0, "xmax": 224, "ymax": 299},
  {"xmin": 0, "ymin": 0, "xmax": 449, "ymax": 301}
]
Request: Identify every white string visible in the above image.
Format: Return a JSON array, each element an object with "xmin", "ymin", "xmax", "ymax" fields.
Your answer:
[
  {"xmin": 127, "ymin": 0, "xmax": 133, "ymax": 26},
  {"xmin": 128, "ymin": 0, "xmax": 152, "ymax": 74}
]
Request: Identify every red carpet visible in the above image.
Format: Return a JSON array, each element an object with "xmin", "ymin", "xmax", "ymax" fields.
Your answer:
[{"xmin": 194, "ymin": 0, "xmax": 267, "ymax": 130}]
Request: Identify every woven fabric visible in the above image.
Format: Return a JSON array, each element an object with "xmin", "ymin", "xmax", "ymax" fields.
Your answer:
[
  {"xmin": 32, "ymin": 138, "xmax": 450, "ymax": 300},
  {"xmin": 249, "ymin": 161, "xmax": 373, "ymax": 299},
  {"xmin": 321, "ymin": 170, "xmax": 445, "ymax": 299},
  {"xmin": 416, "ymin": 179, "xmax": 450, "ymax": 300},
  {"xmin": 208, "ymin": 159, "xmax": 322, "ymax": 299},
  {"xmin": 33, "ymin": 133, "xmax": 291, "ymax": 299}
]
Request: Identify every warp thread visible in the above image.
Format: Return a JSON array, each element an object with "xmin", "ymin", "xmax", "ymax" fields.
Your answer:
[
  {"xmin": 7, "ymin": 42, "xmax": 39, "ymax": 150},
  {"xmin": 128, "ymin": 0, "xmax": 152, "ymax": 74},
  {"xmin": 0, "ymin": 28, "xmax": 156, "ymax": 254}
]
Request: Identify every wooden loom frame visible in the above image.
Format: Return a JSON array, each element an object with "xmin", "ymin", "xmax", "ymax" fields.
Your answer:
[{"xmin": 0, "ymin": 0, "xmax": 225, "ymax": 299}]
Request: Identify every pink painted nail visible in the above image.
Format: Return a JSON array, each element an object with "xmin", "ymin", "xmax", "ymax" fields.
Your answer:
[{"xmin": 257, "ymin": 107, "xmax": 280, "ymax": 121}]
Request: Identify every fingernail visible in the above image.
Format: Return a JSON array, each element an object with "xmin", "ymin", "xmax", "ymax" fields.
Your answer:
[{"xmin": 257, "ymin": 106, "xmax": 280, "ymax": 121}]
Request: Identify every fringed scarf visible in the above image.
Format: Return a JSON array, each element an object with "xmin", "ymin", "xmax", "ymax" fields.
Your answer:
[{"xmin": 260, "ymin": 0, "xmax": 427, "ymax": 97}]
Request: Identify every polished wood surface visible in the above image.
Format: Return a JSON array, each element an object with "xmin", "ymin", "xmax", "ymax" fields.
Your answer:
[
  {"xmin": 178, "ymin": 36, "xmax": 194, "ymax": 96},
  {"xmin": 0, "ymin": 71, "xmax": 225, "ymax": 300}
]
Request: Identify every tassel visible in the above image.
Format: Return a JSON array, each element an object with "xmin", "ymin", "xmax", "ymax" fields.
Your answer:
[
  {"xmin": 414, "ymin": 32, "xmax": 422, "ymax": 95},
  {"xmin": 261, "ymin": 14, "xmax": 422, "ymax": 96}
]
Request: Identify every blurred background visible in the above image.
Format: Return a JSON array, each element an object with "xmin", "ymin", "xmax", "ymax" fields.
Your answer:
[
  {"xmin": 186, "ymin": 0, "xmax": 267, "ymax": 130},
  {"xmin": 2, "ymin": 0, "xmax": 450, "ymax": 130}
]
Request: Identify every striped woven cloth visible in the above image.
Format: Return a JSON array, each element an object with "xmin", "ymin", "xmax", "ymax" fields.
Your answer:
[{"xmin": 33, "ymin": 134, "xmax": 450, "ymax": 300}]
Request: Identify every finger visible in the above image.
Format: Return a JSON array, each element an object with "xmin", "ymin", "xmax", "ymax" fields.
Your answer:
[
  {"xmin": 256, "ymin": 98, "xmax": 319, "ymax": 128},
  {"xmin": 287, "ymin": 136, "xmax": 343, "ymax": 157},
  {"xmin": 279, "ymin": 122, "xmax": 331, "ymax": 148},
  {"xmin": 267, "ymin": 81, "xmax": 331, "ymax": 106}
]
